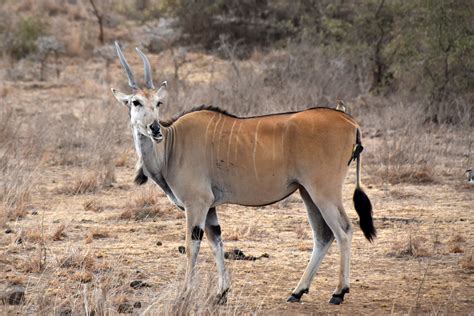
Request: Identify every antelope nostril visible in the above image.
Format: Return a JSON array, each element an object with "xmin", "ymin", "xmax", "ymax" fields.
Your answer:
[{"xmin": 149, "ymin": 121, "xmax": 160, "ymax": 134}]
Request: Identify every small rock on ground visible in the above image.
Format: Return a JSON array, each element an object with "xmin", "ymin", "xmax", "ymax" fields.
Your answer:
[
  {"xmin": 118, "ymin": 302, "xmax": 133, "ymax": 314},
  {"xmin": 2, "ymin": 286, "xmax": 25, "ymax": 305},
  {"xmin": 224, "ymin": 248, "xmax": 270, "ymax": 261},
  {"xmin": 130, "ymin": 280, "xmax": 151, "ymax": 289},
  {"xmin": 59, "ymin": 308, "xmax": 72, "ymax": 316}
]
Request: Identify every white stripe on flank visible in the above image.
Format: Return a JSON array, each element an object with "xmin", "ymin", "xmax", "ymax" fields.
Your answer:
[
  {"xmin": 217, "ymin": 115, "xmax": 227, "ymax": 159},
  {"xmin": 253, "ymin": 120, "xmax": 262, "ymax": 181},
  {"xmin": 204, "ymin": 113, "xmax": 216, "ymax": 148},
  {"xmin": 227, "ymin": 120, "xmax": 237, "ymax": 166},
  {"xmin": 211, "ymin": 114, "xmax": 223, "ymax": 171},
  {"xmin": 272, "ymin": 122, "xmax": 276, "ymax": 164},
  {"xmin": 233, "ymin": 121, "xmax": 243, "ymax": 164}
]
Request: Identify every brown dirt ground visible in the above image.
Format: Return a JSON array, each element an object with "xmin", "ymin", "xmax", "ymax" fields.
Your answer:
[{"xmin": 1, "ymin": 59, "xmax": 473, "ymax": 315}]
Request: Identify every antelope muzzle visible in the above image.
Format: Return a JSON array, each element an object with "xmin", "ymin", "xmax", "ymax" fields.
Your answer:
[{"xmin": 149, "ymin": 120, "xmax": 163, "ymax": 142}]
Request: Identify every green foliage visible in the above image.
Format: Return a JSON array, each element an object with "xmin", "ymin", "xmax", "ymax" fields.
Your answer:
[
  {"xmin": 421, "ymin": 1, "xmax": 473, "ymax": 102},
  {"xmin": 7, "ymin": 16, "xmax": 47, "ymax": 59},
  {"xmin": 160, "ymin": 0, "xmax": 472, "ymax": 123}
]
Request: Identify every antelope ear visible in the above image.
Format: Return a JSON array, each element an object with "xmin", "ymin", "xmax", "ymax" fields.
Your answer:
[
  {"xmin": 111, "ymin": 88, "xmax": 130, "ymax": 108},
  {"xmin": 156, "ymin": 81, "xmax": 168, "ymax": 102}
]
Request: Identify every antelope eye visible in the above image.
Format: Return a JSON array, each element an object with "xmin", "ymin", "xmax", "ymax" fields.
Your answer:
[
  {"xmin": 156, "ymin": 101, "xmax": 163, "ymax": 108},
  {"xmin": 132, "ymin": 100, "xmax": 142, "ymax": 107}
]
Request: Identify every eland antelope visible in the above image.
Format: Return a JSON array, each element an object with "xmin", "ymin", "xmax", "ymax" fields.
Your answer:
[{"xmin": 110, "ymin": 42, "xmax": 376, "ymax": 305}]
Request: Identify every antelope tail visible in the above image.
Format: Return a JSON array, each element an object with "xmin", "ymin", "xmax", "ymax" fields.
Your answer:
[{"xmin": 349, "ymin": 129, "xmax": 376, "ymax": 242}]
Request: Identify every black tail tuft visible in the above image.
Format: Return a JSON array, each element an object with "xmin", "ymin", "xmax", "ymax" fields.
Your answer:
[
  {"xmin": 353, "ymin": 187, "xmax": 376, "ymax": 242},
  {"xmin": 134, "ymin": 167, "xmax": 148, "ymax": 185}
]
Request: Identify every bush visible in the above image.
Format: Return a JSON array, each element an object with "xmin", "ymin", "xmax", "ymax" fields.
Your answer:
[{"xmin": 7, "ymin": 16, "xmax": 47, "ymax": 59}]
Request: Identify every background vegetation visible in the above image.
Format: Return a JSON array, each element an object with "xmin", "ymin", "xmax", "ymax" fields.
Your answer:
[{"xmin": 2, "ymin": 0, "xmax": 471, "ymax": 122}]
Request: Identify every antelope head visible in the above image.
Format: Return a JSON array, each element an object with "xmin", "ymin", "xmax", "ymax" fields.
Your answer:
[{"xmin": 111, "ymin": 42, "xmax": 168, "ymax": 143}]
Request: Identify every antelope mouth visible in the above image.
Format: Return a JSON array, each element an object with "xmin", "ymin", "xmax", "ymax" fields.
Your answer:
[{"xmin": 152, "ymin": 133, "xmax": 163, "ymax": 142}]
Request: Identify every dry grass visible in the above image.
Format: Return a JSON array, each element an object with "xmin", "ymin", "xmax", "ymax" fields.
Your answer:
[
  {"xmin": 19, "ymin": 254, "xmax": 44, "ymax": 273},
  {"xmin": 5, "ymin": 275, "xmax": 26, "ymax": 286},
  {"xmin": 71, "ymin": 271, "xmax": 94, "ymax": 283},
  {"xmin": 85, "ymin": 228, "xmax": 110, "ymax": 244},
  {"xmin": 58, "ymin": 247, "xmax": 96, "ymax": 270},
  {"xmin": 388, "ymin": 229, "xmax": 432, "ymax": 258},
  {"xmin": 459, "ymin": 251, "xmax": 474, "ymax": 271},
  {"xmin": 226, "ymin": 223, "xmax": 269, "ymax": 241},
  {"xmin": 119, "ymin": 186, "xmax": 171, "ymax": 221},
  {"xmin": 51, "ymin": 223, "xmax": 66, "ymax": 241},
  {"xmin": 83, "ymin": 199, "xmax": 104, "ymax": 213},
  {"xmin": 13, "ymin": 227, "xmax": 43, "ymax": 244},
  {"xmin": 0, "ymin": 143, "xmax": 37, "ymax": 221},
  {"xmin": 58, "ymin": 173, "xmax": 100, "ymax": 195},
  {"xmin": 295, "ymin": 223, "xmax": 310, "ymax": 240}
]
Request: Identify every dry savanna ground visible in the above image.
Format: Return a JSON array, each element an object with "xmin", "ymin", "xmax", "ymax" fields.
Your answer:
[{"xmin": 1, "ymin": 48, "xmax": 473, "ymax": 315}]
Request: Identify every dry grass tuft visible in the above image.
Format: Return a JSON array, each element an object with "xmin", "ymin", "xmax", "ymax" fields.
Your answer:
[
  {"xmin": 449, "ymin": 245, "xmax": 464, "ymax": 254},
  {"xmin": 58, "ymin": 248, "xmax": 96, "ymax": 270},
  {"xmin": 226, "ymin": 224, "xmax": 268, "ymax": 241},
  {"xmin": 119, "ymin": 186, "xmax": 169, "ymax": 221},
  {"xmin": 5, "ymin": 274, "xmax": 26, "ymax": 286},
  {"xmin": 83, "ymin": 199, "xmax": 104, "ymax": 213},
  {"xmin": 85, "ymin": 228, "xmax": 110, "ymax": 244},
  {"xmin": 142, "ymin": 267, "xmax": 238, "ymax": 314},
  {"xmin": 295, "ymin": 223, "xmax": 310, "ymax": 240},
  {"xmin": 1, "ymin": 160, "xmax": 35, "ymax": 221},
  {"xmin": 19, "ymin": 255, "xmax": 43, "ymax": 273},
  {"xmin": 447, "ymin": 234, "xmax": 466, "ymax": 254},
  {"xmin": 388, "ymin": 230, "xmax": 431, "ymax": 258},
  {"xmin": 60, "ymin": 173, "xmax": 100, "ymax": 195},
  {"xmin": 448, "ymin": 234, "xmax": 465, "ymax": 243},
  {"xmin": 459, "ymin": 251, "xmax": 474, "ymax": 271},
  {"xmin": 115, "ymin": 150, "xmax": 131, "ymax": 167},
  {"xmin": 72, "ymin": 271, "xmax": 94, "ymax": 283},
  {"xmin": 297, "ymin": 242, "xmax": 313, "ymax": 252},
  {"xmin": 14, "ymin": 227, "xmax": 43, "ymax": 244},
  {"xmin": 51, "ymin": 224, "xmax": 66, "ymax": 241}
]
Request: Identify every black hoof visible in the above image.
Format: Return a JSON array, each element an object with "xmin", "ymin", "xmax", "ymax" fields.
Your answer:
[
  {"xmin": 287, "ymin": 289, "xmax": 308, "ymax": 303},
  {"xmin": 287, "ymin": 295, "xmax": 301, "ymax": 303},
  {"xmin": 215, "ymin": 288, "xmax": 230, "ymax": 305},
  {"xmin": 329, "ymin": 296, "xmax": 343, "ymax": 305},
  {"xmin": 329, "ymin": 288, "xmax": 349, "ymax": 305}
]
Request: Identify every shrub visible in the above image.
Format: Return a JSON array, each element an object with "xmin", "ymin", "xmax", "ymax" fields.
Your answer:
[{"xmin": 7, "ymin": 16, "xmax": 47, "ymax": 59}]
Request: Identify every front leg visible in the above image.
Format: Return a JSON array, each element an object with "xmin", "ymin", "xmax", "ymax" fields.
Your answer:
[
  {"xmin": 205, "ymin": 208, "xmax": 230, "ymax": 304},
  {"xmin": 182, "ymin": 205, "xmax": 209, "ymax": 293}
]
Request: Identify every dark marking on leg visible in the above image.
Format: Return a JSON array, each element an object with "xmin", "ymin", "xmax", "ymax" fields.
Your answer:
[
  {"xmin": 329, "ymin": 287, "xmax": 350, "ymax": 305},
  {"xmin": 215, "ymin": 288, "xmax": 230, "ymax": 305},
  {"xmin": 191, "ymin": 226, "xmax": 204, "ymax": 241},
  {"xmin": 209, "ymin": 225, "xmax": 221, "ymax": 241},
  {"xmin": 134, "ymin": 167, "xmax": 148, "ymax": 185},
  {"xmin": 344, "ymin": 222, "xmax": 352, "ymax": 233},
  {"xmin": 287, "ymin": 288, "xmax": 309, "ymax": 303}
]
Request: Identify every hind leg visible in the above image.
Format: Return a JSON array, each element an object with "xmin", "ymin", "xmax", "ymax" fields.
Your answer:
[
  {"xmin": 288, "ymin": 187, "xmax": 334, "ymax": 303},
  {"xmin": 306, "ymin": 189, "xmax": 353, "ymax": 305}
]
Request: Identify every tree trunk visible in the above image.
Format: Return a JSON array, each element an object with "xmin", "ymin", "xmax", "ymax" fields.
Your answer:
[{"xmin": 89, "ymin": 0, "xmax": 104, "ymax": 45}]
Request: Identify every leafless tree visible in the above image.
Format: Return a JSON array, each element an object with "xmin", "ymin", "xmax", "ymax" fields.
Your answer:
[{"xmin": 89, "ymin": 0, "xmax": 104, "ymax": 45}]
